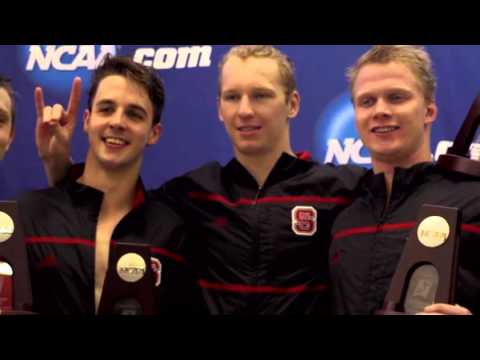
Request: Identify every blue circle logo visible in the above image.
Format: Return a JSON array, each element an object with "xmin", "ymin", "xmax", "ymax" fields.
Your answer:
[
  {"xmin": 314, "ymin": 91, "xmax": 371, "ymax": 166},
  {"xmin": 18, "ymin": 45, "xmax": 117, "ymax": 95}
]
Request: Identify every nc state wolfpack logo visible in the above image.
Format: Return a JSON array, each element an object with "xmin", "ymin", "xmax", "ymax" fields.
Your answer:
[
  {"xmin": 150, "ymin": 257, "xmax": 162, "ymax": 287},
  {"xmin": 291, "ymin": 206, "xmax": 317, "ymax": 236}
]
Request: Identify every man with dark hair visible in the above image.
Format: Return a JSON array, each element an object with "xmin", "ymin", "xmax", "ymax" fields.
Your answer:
[{"xmin": 19, "ymin": 56, "xmax": 201, "ymax": 315}]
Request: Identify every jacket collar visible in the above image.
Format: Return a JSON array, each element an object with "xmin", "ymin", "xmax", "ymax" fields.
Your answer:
[
  {"xmin": 60, "ymin": 163, "xmax": 147, "ymax": 210},
  {"xmin": 361, "ymin": 162, "xmax": 436, "ymax": 198},
  {"xmin": 224, "ymin": 151, "xmax": 314, "ymax": 189}
]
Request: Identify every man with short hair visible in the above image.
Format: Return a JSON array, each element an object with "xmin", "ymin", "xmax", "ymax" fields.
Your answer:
[
  {"xmin": 330, "ymin": 45, "xmax": 478, "ymax": 315},
  {"xmin": 41, "ymin": 46, "xmax": 364, "ymax": 315},
  {"xmin": 0, "ymin": 76, "xmax": 15, "ymax": 160},
  {"xmin": 154, "ymin": 45, "xmax": 363, "ymax": 314},
  {"xmin": 20, "ymin": 56, "xmax": 201, "ymax": 315}
]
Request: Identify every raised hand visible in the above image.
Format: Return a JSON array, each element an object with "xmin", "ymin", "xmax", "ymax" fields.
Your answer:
[{"xmin": 34, "ymin": 77, "xmax": 82, "ymax": 185}]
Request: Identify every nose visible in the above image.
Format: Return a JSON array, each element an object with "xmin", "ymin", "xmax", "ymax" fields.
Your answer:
[
  {"xmin": 238, "ymin": 95, "xmax": 254, "ymax": 118},
  {"xmin": 108, "ymin": 110, "xmax": 127, "ymax": 129},
  {"xmin": 373, "ymin": 98, "xmax": 392, "ymax": 120}
]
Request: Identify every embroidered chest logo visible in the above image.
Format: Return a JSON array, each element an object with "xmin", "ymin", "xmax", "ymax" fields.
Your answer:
[{"xmin": 291, "ymin": 206, "xmax": 317, "ymax": 236}]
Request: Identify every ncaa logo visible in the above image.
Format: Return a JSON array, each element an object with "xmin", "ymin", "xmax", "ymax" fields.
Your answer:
[
  {"xmin": 116, "ymin": 253, "xmax": 146, "ymax": 283},
  {"xmin": 314, "ymin": 91, "xmax": 371, "ymax": 166},
  {"xmin": 18, "ymin": 45, "xmax": 117, "ymax": 94},
  {"xmin": 291, "ymin": 206, "xmax": 317, "ymax": 236}
]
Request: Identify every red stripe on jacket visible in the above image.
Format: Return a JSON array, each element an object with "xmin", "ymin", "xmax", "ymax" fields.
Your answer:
[
  {"xmin": 198, "ymin": 279, "xmax": 327, "ymax": 294},
  {"xmin": 26, "ymin": 236, "xmax": 185, "ymax": 263},
  {"xmin": 189, "ymin": 192, "xmax": 351, "ymax": 207},
  {"xmin": 334, "ymin": 222, "xmax": 480, "ymax": 240}
]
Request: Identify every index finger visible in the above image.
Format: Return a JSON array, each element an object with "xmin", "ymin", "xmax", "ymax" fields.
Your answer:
[
  {"xmin": 66, "ymin": 76, "xmax": 82, "ymax": 117},
  {"xmin": 34, "ymin": 86, "xmax": 45, "ymax": 121}
]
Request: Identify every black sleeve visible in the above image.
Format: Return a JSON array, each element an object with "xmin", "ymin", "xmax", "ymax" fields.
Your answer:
[{"xmin": 145, "ymin": 198, "xmax": 208, "ymax": 315}]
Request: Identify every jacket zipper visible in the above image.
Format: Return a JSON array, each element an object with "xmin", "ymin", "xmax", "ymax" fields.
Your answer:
[
  {"xmin": 249, "ymin": 185, "xmax": 263, "ymax": 313},
  {"xmin": 252, "ymin": 185, "xmax": 263, "ymax": 206}
]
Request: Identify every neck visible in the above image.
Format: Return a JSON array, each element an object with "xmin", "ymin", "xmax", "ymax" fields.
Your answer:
[
  {"xmin": 80, "ymin": 153, "xmax": 141, "ymax": 211},
  {"xmin": 372, "ymin": 145, "xmax": 432, "ymax": 202},
  {"xmin": 235, "ymin": 147, "xmax": 295, "ymax": 188}
]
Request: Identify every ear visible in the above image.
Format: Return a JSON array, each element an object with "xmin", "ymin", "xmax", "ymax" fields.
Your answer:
[
  {"xmin": 147, "ymin": 122, "xmax": 163, "ymax": 145},
  {"xmin": 217, "ymin": 96, "xmax": 225, "ymax": 123},
  {"xmin": 424, "ymin": 102, "xmax": 438, "ymax": 126},
  {"xmin": 5, "ymin": 123, "xmax": 15, "ymax": 152},
  {"xmin": 83, "ymin": 109, "xmax": 90, "ymax": 133},
  {"xmin": 287, "ymin": 90, "xmax": 300, "ymax": 119}
]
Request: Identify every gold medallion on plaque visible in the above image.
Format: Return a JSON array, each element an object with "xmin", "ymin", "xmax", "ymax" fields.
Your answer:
[
  {"xmin": 116, "ymin": 253, "xmax": 146, "ymax": 283},
  {"xmin": 417, "ymin": 216, "xmax": 450, "ymax": 248},
  {"xmin": 0, "ymin": 261, "xmax": 13, "ymax": 276},
  {"xmin": 0, "ymin": 211, "xmax": 14, "ymax": 243}
]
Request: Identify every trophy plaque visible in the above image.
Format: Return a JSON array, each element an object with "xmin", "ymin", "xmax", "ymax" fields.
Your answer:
[
  {"xmin": 438, "ymin": 94, "xmax": 480, "ymax": 176},
  {"xmin": 377, "ymin": 205, "xmax": 461, "ymax": 315},
  {"xmin": 97, "ymin": 242, "xmax": 155, "ymax": 315},
  {"xmin": 0, "ymin": 201, "xmax": 33, "ymax": 314}
]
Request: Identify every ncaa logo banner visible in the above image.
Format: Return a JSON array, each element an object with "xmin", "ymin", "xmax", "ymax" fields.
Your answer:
[{"xmin": 19, "ymin": 45, "xmax": 117, "ymax": 95}]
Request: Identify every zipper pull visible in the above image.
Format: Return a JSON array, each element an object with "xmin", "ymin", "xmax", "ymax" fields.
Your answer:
[{"xmin": 252, "ymin": 186, "xmax": 263, "ymax": 206}]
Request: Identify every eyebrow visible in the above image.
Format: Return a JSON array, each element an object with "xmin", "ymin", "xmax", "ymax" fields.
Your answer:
[
  {"xmin": 95, "ymin": 99, "xmax": 148, "ymax": 117},
  {"xmin": 221, "ymin": 86, "xmax": 276, "ymax": 94},
  {"xmin": 357, "ymin": 87, "xmax": 412, "ymax": 96}
]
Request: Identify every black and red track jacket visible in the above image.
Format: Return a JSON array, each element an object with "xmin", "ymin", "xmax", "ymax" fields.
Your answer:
[
  {"xmin": 330, "ymin": 162, "xmax": 480, "ymax": 315},
  {"xmin": 18, "ymin": 165, "xmax": 204, "ymax": 315},
  {"xmin": 153, "ymin": 152, "xmax": 364, "ymax": 314}
]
